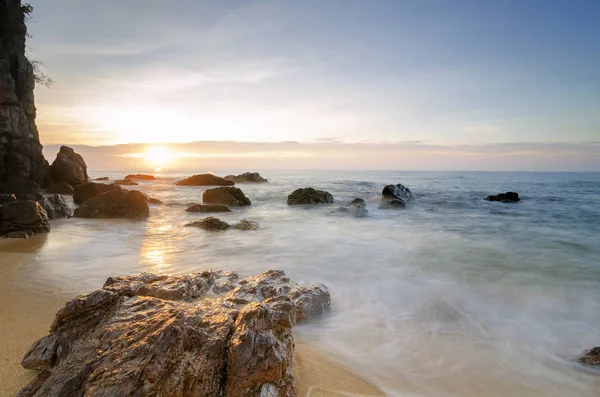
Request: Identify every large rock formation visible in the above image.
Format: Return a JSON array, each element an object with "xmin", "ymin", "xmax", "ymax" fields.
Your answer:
[
  {"xmin": 72, "ymin": 182, "xmax": 121, "ymax": 204},
  {"xmin": 203, "ymin": 186, "xmax": 251, "ymax": 206},
  {"xmin": 224, "ymin": 172, "xmax": 268, "ymax": 183},
  {"xmin": 287, "ymin": 188, "xmax": 334, "ymax": 205},
  {"xmin": 48, "ymin": 146, "xmax": 88, "ymax": 187},
  {"xmin": 19, "ymin": 269, "xmax": 330, "ymax": 397},
  {"xmin": 0, "ymin": 199, "xmax": 50, "ymax": 236},
  {"xmin": 485, "ymin": 191, "xmax": 520, "ymax": 203},
  {"xmin": 176, "ymin": 174, "xmax": 234, "ymax": 186},
  {"xmin": 0, "ymin": 0, "xmax": 48, "ymax": 198},
  {"xmin": 74, "ymin": 189, "xmax": 149, "ymax": 219}
]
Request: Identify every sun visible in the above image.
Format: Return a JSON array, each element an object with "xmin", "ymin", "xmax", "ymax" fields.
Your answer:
[{"xmin": 143, "ymin": 147, "xmax": 175, "ymax": 171}]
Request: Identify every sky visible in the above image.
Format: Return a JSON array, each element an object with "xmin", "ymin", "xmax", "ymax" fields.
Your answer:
[{"xmin": 27, "ymin": 0, "xmax": 600, "ymax": 171}]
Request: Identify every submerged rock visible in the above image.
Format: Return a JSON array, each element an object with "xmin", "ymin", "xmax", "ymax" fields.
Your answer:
[
  {"xmin": 203, "ymin": 187, "xmax": 251, "ymax": 207},
  {"xmin": 149, "ymin": 197, "xmax": 164, "ymax": 205},
  {"xmin": 125, "ymin": 174, "xmax": 155, "ymax": 180},
  {"xmin": 382, "ymin": 184, "xmax": 413, "ymax": 202},
  {"xmin": 49, "ymin": 146, "xmax": 88, "ymax": 187},
  {"xmin": 378, "ymin": 199, "xmax": 406, "ymax": 210},
  {"xmin": 224, "ymin": 172, "xmax": 268, "ymax": 183},
  {"xmin": 330, "ymin": 197, "xmax": 368, "ymax": 217},
  {"xmin": 186, "ymin": 203, "xmax": 232, "ymax": 213},
  {"xmin": 578, "ymin": 347, "xmax": 600, "ymax": 366},
  {"xmin": 37, "ymin": 194, "xmax": 72, "ymax": 220},
  {"xmin": 73, "ymin": 182, "xmax": 121, "ymax": 204},
  {"xmin": 0, "ymin": 200, "xmax": 50, "ymax": 236},
  {"xmin": 19, "ymin": 269, "xmax": 330, "ymax": 397},
  {"xmin": 485, "ymin": 192, "xmax": 520, "ymax": 203},
  {"xmin": 114, "ymin": 179, "xmax": 138, "ymax": 186},
  {"xmin": 176, "ymin": 174, "xmax": 234, "ymax": 186},
  {"xmin": 287, "ymin": 188, "xmax": 334, "ymax": 205},
  {"xmin": 185, "ymin": 216, "xmax": 231, "ymax": 231},
  {"xmin": 45, "ymin": 181, "xmax": 74, "ymax": 195},
  {"xmin": 74, "ymin": 189, "xmax": 149, "ymax": 219},
  {"xmin": 232, "ymin": 219, "xmax": 260, "ymax": 230}
]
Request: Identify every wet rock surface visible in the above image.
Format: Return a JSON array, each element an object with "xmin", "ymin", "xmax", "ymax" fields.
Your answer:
[
  {"xmin": 287, "ymin": 188, "xmax": 334, "ymax": 205},
  {"xmin": 176, "ymin": 174, "xmax": 234, "ymax": 186},
  {"xmin": 331, "ymin": 198, "xmax": 368, "ymax": 217},
  {"xmin": 203, "ymin": 187, "xmax": 251, "ymax": 206},
  {"xmin": 224, "ymin": 172, "xmax": 268, "ymax": 183},
  {"xmin": 232, "ymin": 219, "xmax": 260, "ymax": 230},
  {"xmin": 186, "ymin": 203, "xmax": 232, "ymax": 213},
  {"xmin": 48, "ymin": 146, "xmax": 88, "ymax": 187},
  {"xmin": 382, "ymin": 184, "xmax": 413, "ymax": 202},
  {"xmin": 73, "ymin": 182, "xmax": 121, "ymax": 204},
  {"xmin": 19, "ymin": 269, "xmax": 330, "ymax": 397},
  {"xmin": 37, "ymin": 194, "xmax": 72, "ymax": 219},
  {"xmin": 485, "ymin": 191, "xmax": 520, "ymax": 203},
  {"xmin": 185, "ymin": 216, "xmax": 231, "ymax": 231},
  {"xmin": 578, "ymin": 347, "xmax": 600, "ymax": 366},
  {"xmin": 0, "ymin": 199, "xmax": 50, "ymax": 236},
  {"xmin": 74, "ymin": 189, "xmax": 149, "ymax": 219}
]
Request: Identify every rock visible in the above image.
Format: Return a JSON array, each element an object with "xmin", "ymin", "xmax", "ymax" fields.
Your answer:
[
  {"xmin": 19, "ymin": 269, "xmax": 330, "ymax": 397},
  {"xmin": 378, "ymin": 199, "xmax": 406, "ymax": 209},
  {"xmin": 382, "ymin": 184, "xmax": 413, "ymax": 202},
  {"xmin": 125, "ymin": 174, "xmax": 155, "ymax": 180},
  {"xmin": 185, "ymin": 216, "xmax": 231, "ymax": 231},
  {"xmin": 233, "ymin": 219, "xmax": 260, "ymax": 230},
  {"xmin": 485, "ymin": 192, "xmax": 520, "ymax": 203},
  {"xmin": 176, "ymin": 174, "xmax": 234, "ymax": 186},
  {"xmin": 224, "ymin": 172, "xmax": 268, "ymax": 183},
  {"xmin": 348, "ymin": 198, "xmax": 366, "ymax": 207},
  {"xmin": 72, "ymin": 182, "xmax": 121, "ymax": 204},
  {"xmin": 4, "ymin": 230, "xmax": 33, "ymax": 238},
  {"xmin": 149, "ymin": 197, "xmax": 164, "ymax": 205},
  {"xmin": 0, "ymin": 200, "xmax": 50, "ymax": 236},
  {"xmin": 203, "ymin": 187, "xmax": 251, "ymax": 207},
  {"xmin": 0, "ymin": 193, "xmax": 16, "ymax": 204},
  {"xmin": 114, "ymin": 179, "xmax": 138, "ymax": 186},
  {"xmin": 49, "ymin": 146, "xmax": 89, "ymax": 187},
  {"xmin": 0, "ymin": 1, "xmax": 48, "ymax": 191},
  {"xmin": 186, "ymin": 203, "xmax": 231, "ymax": 213},
  {"xmin": 0, "ymin": 178, "xmax": 42, "ymax": 199},
  {"xmin": 287, "ymin": 187, "xmax": 334, "ymax": 205},
  {"xmin": 330, "ymin": 197, "xmax": 368, "ymax": 217},
  {"xmin": 37, "ymin": 194, "xmax": 72, "ymax": 220},
  {"xmin": 579, "ymin": 347, "xmax": 600, "ymax": 366},
  {"xmin": 93, "ymin": 177, "xmax": 109, "ymax": 181},
  {"xmin": 74, "ymin": 189, "xmax": 149, "ymax": 219},
  {"xmin": 45, "ymin": 181, "xmax": 73, "ymax": 195}
]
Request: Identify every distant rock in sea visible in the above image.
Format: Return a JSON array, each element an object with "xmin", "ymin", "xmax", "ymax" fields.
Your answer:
[
  {"xmin": 287, "ymin": 187, "xmax": 334, "ymax": 205},
  {"xmin": 125, "ymin": 174, "xmax": 155, "ymax": 180},
  {"xmin": 45, "ymin": 181, "xmax": 74, "ymax": 195},
  {"xmin": 485, "ymin": 192, "xmax": 520, "ymax": 203},
  {"xmin": 203, "ymin": 187, "xmax": 251, "ymax": 206},
  {"xmin": 19, "ymin": 270, "xmax": 330, "ymax": 397},
  {"xmin": 382, "ymin": 183, "xmax": 413, "ymax": 202},
  {"xmin": 175, "ymin": 174, "xmax": 234, "ymax": 186},
  {"xmin": 224, "ymin": 172, "xmax": 268, "ymax": 183},
  {"xmin": 185, "ymin": 203, "xmax": 232, "ymax": 213},
  {"xmin": 49, "ymin": 146, "xmax": 89, "ymax": 187},
  {"xmin": 74, "ymin": 189, "xmax": 149, "ymax": 219},
  {"xmin": 73, "ymin": 182, "xmax": 121, "ymax": 204}
]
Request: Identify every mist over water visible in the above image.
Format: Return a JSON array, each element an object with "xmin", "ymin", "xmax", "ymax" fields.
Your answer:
[{"xmin": 12, "ymin": 170, "xmax": 600, "ymax": 396}]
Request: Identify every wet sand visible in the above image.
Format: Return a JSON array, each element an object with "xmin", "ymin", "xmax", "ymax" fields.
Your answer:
[{"xmin": 0, "ymin": 237, "xmax": 383, "ymax": 397}]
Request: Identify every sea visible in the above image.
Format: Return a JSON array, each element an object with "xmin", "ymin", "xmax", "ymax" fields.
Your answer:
[{"xmin": 11, "ymin": 170, "xmax": 600, "ymax": 396}]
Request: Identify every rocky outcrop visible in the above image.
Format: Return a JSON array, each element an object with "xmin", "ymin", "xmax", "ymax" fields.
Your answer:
[
  {"xmin": 125, "ymin": 173, "xmax": 155, "ymax": 180},
  {"xmin": 579, "ymin": 347, "xmax": 600, "ymax": 366},
  {"xmin": 0, "ymin": 199, "xmax": 50, "ymax": 236},
  {"xmin": 287, "ymin": 188, "xmax": 334, "ymax": 205},
  {"xmin": 37, "ymin": 194, "xmax": 72, "ymax": 219},
  {"xmin": 19, "ymin": 269, "xmax": 329, "ymax": 397},
  {"xmin": 72, "ymin": 182, "xmax": 121, "ymax": 204},
  {"xmin": 203, "ymin": 187, "xmax": 251, "ymax": 207},
  {"xmin": 224, "ymin": 172, "xmax": 268, "ymax": 183},
  {"xmin": 74, "ymin": 189, "xmax": 149, "ymax": 219},
  {"xmin": 382, "ymin": 184, "xmax": 413, "ymax": 202},
  {"xmin": 176, "ymin": 174, "xmax": 234, "ymax": 186},
  {"xmin": 185, "ymin": 216, "xmax": 231, "ymax": 231},
  {"xmin": 45, "ymin": 181, "xmax": 73, "ymax": 195},
  {"xmin": 331, "ymin": 198, "xmax": 368, "ymax": 217},
  {"xmin": 0, "ymin": 1, "xmax": 48, "ymax": 197},
  {"xmin": 114, "ymin": 179, "xmax": 138, "ymax": 186},
  {"xmin": 48, "ymin": 146, "xmax": 88, "ymax": 187},
  {"xmin": 485, "ymin": 191, "xmax": 520, "ymax": 203},
  {"xmin": 378, "ymin": 199, "xmax": 406, "ymax": 210},
  {"xmin": 186, "ymin": 203, "xmax": 231, "ymax": 213}
]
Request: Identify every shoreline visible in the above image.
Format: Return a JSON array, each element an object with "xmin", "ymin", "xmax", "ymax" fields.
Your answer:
[{"xmin": 0, "ymin": 238, "xmax": 383, "ymax": 397}]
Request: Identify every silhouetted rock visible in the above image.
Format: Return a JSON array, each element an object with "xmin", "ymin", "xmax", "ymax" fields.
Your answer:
[
  {"xmin": 149, "ymin": 197, "xmax": 164, "ymax": 205},
  {"xmin": 485, "ymin": 192, "xmax": 520, "ymax": 203},
  {"xmin": 287, "ymin": 187, "xmax": 334, "ymax": 205},
  {"xmin": 114, "ymin": 179, "xmax": 138, "ymax": 186},
  {"xmin": 186, "ymin": 203, "xmax": 231, "ymax": 213},
  {"xmin": 125, "ymin": 174, "xmax": 155, "ymax": 180},
  {"xmin": 74, "ymin": 189, "xmax": 149, "ymax": 219},
  {"xmin": 0, "ymin": 200, "xmax": 50, "ymax": 236},
  {"xmin": 232, "ymin": 219, "xmax": 260, "ymax": 230},
  {"xmin": 176, "ymin": 174, "xmax": 234, "ymax": 186},
  {"xmin": 49, "ymin": 146, "xmax": 88, "ymax": 187},
  {"xmin": 382, "ymin": 184, "xmax": 413, "ymax": 202},
  {"xmin": 45, "ymin": 181, "xmax": 73, "ymax": 195},
  {"xmin": 378, "ymin": 199, "xmax": 406, "ymax": 210},
  {"xmin": 185, "ymin": 216, "xmax": 231, "ymax": 231},
  {"xmin": 203, "ymin": 187, "xmax": 251, "ymax": 207},
  {"xmin": 19, "ymin": 269, "xmax": 330, "ymax": 397},
  {"xmin": 579, "ymin": 347, "xmax": 600, "ymax": 366},
  {"xmin": 73, "ymin": 182, "xmax": 121, "ymax": 204},
  {"xmin": 37, "ymin": 194, "xmax": 72, "ymax": 220},
  {"xmin": 92, "ymin": 177, "xmax": 109, "ymax": 181},
  {"xmin": 224, "ymin": 172, "xmax": 268, "ymax": 183}
]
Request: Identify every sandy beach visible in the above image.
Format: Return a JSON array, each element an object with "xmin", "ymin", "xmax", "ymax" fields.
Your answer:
[{"xmin": 0, "ymin": 237, "xmax": 383, "ymax": 397}]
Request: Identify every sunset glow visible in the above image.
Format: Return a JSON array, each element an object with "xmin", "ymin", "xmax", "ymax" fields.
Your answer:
[{"xmin": 143, "ymin": 146, "xmax": 176, "ymax": 171}]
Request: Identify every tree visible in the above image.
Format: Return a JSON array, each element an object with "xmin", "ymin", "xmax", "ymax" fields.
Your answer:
[{"xmin": 22, "ymin": 3, "xmax": 55, "ymax": 88}]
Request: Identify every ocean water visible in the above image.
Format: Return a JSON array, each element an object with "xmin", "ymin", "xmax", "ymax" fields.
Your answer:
[{"xmin": 11, "ymin": 170, "xmax": 600, "ymax": 396}]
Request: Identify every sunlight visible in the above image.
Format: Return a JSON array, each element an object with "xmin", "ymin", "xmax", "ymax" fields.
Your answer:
[{"xmin": 144, "ymin": 146, "xmax": 176, "ymax": 171}]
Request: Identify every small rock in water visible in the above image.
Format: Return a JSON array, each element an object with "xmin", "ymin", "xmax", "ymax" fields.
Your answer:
[
  {"xmin": 485, "ymin": 192, "xmax": 520, "ymax": 203},
  {"xmin": 378, "ymin": 199, "xmax": 406, "ymax": 210},
  {"xmin": 287, "ymin": 187, "xmax": 334, "ymax": 205},
  {"xmin": 579, "ymin": 347, "xmax": 600, "ymax": 366},
  {"xmin": 185, "ymin": 216, "xmax": 231, "ymax": 231},
  {"xmin": 233, "ymin": 219, "xmax": 260, "ymax": 230},
  {"xmin": 74, "ymin": 189, "xmax": 149, "ymax": 219},
  {"xmin": 348, "ymin": 198, "xmax": 366, "ymax": 207},
  {"xmin": 203, "ymin": 187, "xmax": 251, "ymax": 207},
  {"xmin": 185, "ymin": 203, "xmax": 231, "ymax": 213},
  {"xmin": 382, "ymin": 184, "xmax": 413, "ymax": 202},
  {"xmin": 224, "ymin": 172, "xmax": 268, "ymax": 183}
]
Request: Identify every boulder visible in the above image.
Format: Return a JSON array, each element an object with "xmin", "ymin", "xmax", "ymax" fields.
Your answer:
[
  {"xmin": 49, "ymin": 146, "xmax": 88, "ymax": 187},
  {"xmin": 579, "ymin": 347, "xmax": 600, "ymax": 366},
  {"xmin": 38, "ymin": 194, "xmax": 72, "ymax": 220},
  {"xmin": 45, "ymin": 181, "xmax": 73, "ymax": 195},
  {"xmin": 93, "ymin": 177, "xmax": 109, "ymax": 181},
  {"xmin": 114, "ymin": 179, "xmax": 138, "ymax": 186},
  {"xmin": 348, "ymin": 198, "xmax": 366, "ymax": 207},
  {"xmin": 485, "ymin": 192, "xmax": 520, "ymax": 203},
  {"xmin": 73, "ymin": 182, "xmax": 121, "ymax": 204},
  {"xmin": 19, "ymin": 270, "xmax": 330, "ymax": 397},
  {"xmin": 74, "ymin": 189, "xmax": 149, "ymax": 219},
  {"xmin": 378, "ymin": 199, "xmax": 406, "ymax": 210},
  {"xmin": 149, "ymin": 197, "xmax": 164, "ymax": 205},
  {"xmin": 185, "ymin": 217, "xmax": 231, "ymax": 231},
  {"xmin": 382, "ymin": 184, "xmax": 413, "ymax": 202},
  {"xmin": 176, "ymin": 174, "xmax": 234, "ymax": 186},
  {"xmin": 186, "ymin": 203, "xmax": 231, "ymax": 213},
  {"xmin": 0, "ymin": 178, "xmax": 42, "ymax": 200},
  {"xmin": 125, "ymin": 174, "xmax": 155, "ymax": 180},
  {"xmin": 224, "ymin": 172, "xmax": 268, "ymax": 183},
  {"xmin": 0, "ymin": 200, "xmax": 50, "ymax": 236},
  {"xmin": 203, "ymin": 187, "xmax": 251, "ymax": 207},
  {"xmin": 287, "ymin": 187, "xmax": 334, "ymax": 205},
  {"xmin": 233, "ymin": 219, "xmax": 260, "ymax": 230}
]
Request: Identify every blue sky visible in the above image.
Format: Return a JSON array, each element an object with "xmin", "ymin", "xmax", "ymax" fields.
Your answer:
[{"xmin": 27, "ymin": 0, "xmax": 600, "ymax": 170}]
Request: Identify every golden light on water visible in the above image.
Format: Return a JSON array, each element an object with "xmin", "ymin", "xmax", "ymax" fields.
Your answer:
[{"xmin": 143, "ymin": 146, "xmax": 176, "ymax": 171}]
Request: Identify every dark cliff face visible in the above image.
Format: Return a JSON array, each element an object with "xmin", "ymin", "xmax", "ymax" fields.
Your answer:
[{"xmin": 0, "ymin": 0, "xmax": 47, "ymax": 195}]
